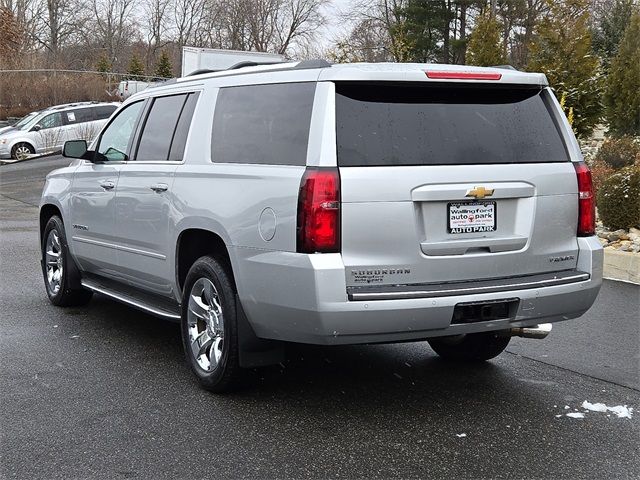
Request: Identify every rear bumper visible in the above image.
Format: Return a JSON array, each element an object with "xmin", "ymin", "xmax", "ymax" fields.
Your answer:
[{"xmin": 233, "ymin": 237, "xmax": 603, "ymax": 345}]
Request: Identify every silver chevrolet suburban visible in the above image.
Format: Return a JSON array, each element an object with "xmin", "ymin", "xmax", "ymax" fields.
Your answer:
[{"xmin": 40, "ymin": 61, "xmax": 603, "ymax": 392}]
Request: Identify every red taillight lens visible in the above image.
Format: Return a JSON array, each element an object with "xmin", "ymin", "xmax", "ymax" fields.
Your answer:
[
  {"xmin": 574, "ymin": 162, "xmax": 595, "ymax": 236},
  {"xmin": 297, "ymin": 168, "xmax": 340, "ymax": 253},
  {"xmin": 426, "ymin": 71, "xmax": 502, "ymax": 80}
]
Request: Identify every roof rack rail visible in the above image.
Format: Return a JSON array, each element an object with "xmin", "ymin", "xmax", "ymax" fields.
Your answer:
[
  {"xmin": 293, "ymin": 59, "xmax": 332, "ymax": 70},
  {"xmin": 492, "ymin": 65, "xmax": 517, "ymax": 71},
  {"xmin": 186, "ymin": 60, "xmax": 287, "ymax": 77}
]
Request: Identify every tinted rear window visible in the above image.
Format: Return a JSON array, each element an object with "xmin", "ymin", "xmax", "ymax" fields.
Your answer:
[
  {"xmin": 211, "ymin": 82, "xmax": 315, "ymax": 166},
  {"xmin": 336, "ymin": 84, "xmax": 568, "ymax": 166},
  {"xmin": 95, "ymin": 105, "xmax": 117, "ymax": 120},
  {"xmin": 136, "ymin": 94, "xmax": 187, "ymax": 161}
]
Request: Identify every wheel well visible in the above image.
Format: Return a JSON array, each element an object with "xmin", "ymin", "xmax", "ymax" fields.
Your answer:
[
  {"xmin": 176, "ymin": 229, "xmax": 236, "ymax": 294},
  {"xmin": 39, "ymin": 204, "xmax": 62, "ymax": 242},
  {"xmin": 12, "ymin": 142, "xmax": 34, "ymax": 152}
]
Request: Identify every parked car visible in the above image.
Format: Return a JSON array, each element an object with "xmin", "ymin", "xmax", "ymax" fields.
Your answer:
[
  {"xmin": 40, "ymin": 61, "xmax": 603, "ymax": 392},
  {"xmin": 0, "ymin": 111, "xmax": 41, "ymax": 135},
  {"xmin": 0, "ymin": 101, "xmax": 119, "ymax": 159}
]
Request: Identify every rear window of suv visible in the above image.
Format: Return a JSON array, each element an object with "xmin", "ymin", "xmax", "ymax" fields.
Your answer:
[{"xmin": 335, "ymin": 83, "xmax": 569, "ymax": 166}]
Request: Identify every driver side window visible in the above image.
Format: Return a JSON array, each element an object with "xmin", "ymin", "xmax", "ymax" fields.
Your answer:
[{"xmin": 96, "ymin": 101, "xmax": 144, "ymax": 161}]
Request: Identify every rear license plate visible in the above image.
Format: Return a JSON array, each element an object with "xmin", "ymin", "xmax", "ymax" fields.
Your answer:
[{"xmin": 448, "ymin": 201, "xmax": 496, "ymax": 234}]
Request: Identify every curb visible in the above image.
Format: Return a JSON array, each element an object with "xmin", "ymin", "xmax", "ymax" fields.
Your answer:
[
  {"xmin": 603, "ymin": 249, "xmax": 640, "ymax": 285},
  {"xmin": 0, "ymin": 150, "xmax": 60, "ymax": 165}
]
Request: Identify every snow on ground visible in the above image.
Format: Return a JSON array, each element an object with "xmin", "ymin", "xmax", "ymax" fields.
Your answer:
[{"xmin": 560, "ymin": 401, "xmax": 634, "ymax": 419}]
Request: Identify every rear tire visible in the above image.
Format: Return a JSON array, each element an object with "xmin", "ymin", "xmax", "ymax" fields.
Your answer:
[
  {"xmin": 11, "ymin": 142, "xmax": 35, "ymax": 160},
  {"xmin": 428, "ymin": 331, "xmax": 511, "ymax": 362},
  {"xmin": 181, "ymin": 255, "xmax": 241, "ymax": 393},
  {"xmin": 41, "ymin": 215, "xmax": 93, "ymax": 307}
]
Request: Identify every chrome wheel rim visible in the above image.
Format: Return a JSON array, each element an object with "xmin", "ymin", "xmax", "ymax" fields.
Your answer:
[
  {"xmin": 45, "ymin": 230, "xmax": 63, "ymax": 295},
  {"xmin": 15, "ymin": 145, "xmax": 31, "ymax": 159},
  {"xmin": 187, "ymin": 278, "xmax": 224, "ymax": 372}
]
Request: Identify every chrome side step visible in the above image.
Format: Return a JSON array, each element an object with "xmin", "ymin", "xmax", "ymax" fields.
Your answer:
[{"xmin": 81, "ymin": 278, "xmax": 181, "ymax": 321}]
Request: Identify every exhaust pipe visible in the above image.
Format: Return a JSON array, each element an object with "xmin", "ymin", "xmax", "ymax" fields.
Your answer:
[{"xmin": 509, "ymin": 323, "xmax": 552, "ymax": 339}]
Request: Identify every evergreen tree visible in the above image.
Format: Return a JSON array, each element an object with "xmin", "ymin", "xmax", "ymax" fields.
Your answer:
[
  {"xmin": 399, "ymin": 0, "xmax": 449, "ymax": 63},
  {"xmin": 155, "ymin": 50, "xmax": 173, "ymax": 79},
  {"xmin": 591, "ymin": 0, "xmax": 635, "ymax": 70},
  {"xmin": 96, "ymin": 54, "xmax": 112, "ymax": 74},
  {"xmin": 605, "ymin": 11, "xmax": 640, "ymax": 136},
  {"xmin": 466, "ymin": 13, "xmax": 506, "ymax": 67},
  {"xmin": 528, "ymin": 0, "xmax": 603, "ymax": 138},
  {"xmin": 127, "ymin": 53, "xmax": 145, "ymax": 79}
]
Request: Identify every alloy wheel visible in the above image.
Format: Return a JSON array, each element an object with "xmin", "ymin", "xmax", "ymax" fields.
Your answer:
[
  {"xmin": 187, "ymin": 278, "xmax": 225, "ymax": 372},
  {"xmin": 45, "ymin": 230, "xmax": 63, "ymax": 295}
]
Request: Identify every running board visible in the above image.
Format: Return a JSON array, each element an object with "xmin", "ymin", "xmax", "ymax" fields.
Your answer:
[{"xmin": 81, "ymin": 278, "xmax": 181, "ymax": 321}]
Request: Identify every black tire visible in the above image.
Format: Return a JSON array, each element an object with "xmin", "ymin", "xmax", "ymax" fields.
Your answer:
[
  {"xmin": 41, "ymin": 215, "xmax": 93, "ymax": 307},
  {"xmin": 11, "ymin": 142, "xmax": 35, "ymax": 160},
  {"xmin": 181, "ymin": 255, "xmax": 241, "ymax": 393},
  {"xmin": 428, "ymin": 331, "xmax": 511, "ymax": 362}
]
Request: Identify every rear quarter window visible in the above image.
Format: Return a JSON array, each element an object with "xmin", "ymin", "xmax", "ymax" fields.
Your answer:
[
  {"xmin": 336, "ymin": 83, "xmax": 569, "ymax": 166},
  {"xmin": 211, "ymin": 82, "xmax": 316, "ymax": 166}
]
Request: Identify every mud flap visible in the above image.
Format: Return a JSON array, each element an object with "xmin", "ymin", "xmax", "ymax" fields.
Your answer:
[{"xmin": 236, "ymin": 296, "xmax": 285, "ymax": 368}]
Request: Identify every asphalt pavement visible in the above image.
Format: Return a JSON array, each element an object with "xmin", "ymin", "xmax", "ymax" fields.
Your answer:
[{"xmin": 1, "ymin": 157, "xmax": 639, "ymax": 479}]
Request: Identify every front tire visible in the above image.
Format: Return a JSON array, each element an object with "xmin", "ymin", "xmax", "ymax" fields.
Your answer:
[
  {"xmin": 41, "ymin": 215, "xmax": 93, "ymax": 306},
  {"xmin": 181, "ymin": 255, "xmax": 241, "ymax": 392},
  {"xmin": 11, "ymin": 142, "xmax": 35, "ymax": 160},
  {"xmin": 428, "ymin": 331, "xmax": 511, "ymax": 362}
]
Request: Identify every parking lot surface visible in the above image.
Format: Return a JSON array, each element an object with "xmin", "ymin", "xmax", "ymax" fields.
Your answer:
[{"xmin": 1, "ymin": 158, "xmax": 638, "ymax": 479}]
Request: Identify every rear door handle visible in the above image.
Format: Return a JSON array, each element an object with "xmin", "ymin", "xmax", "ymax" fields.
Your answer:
[
  {"xmin": 99, "ymin": 180, "xmax": 115, "ymax": 190},
  {"xmin": 149, "ymin": 183, "xmax": 169, "ymax": 193}
]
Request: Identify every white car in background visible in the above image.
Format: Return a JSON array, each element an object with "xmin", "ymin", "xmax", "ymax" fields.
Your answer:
[
  {"xmin": 0, "ymin": 102, "xmax": 119, "ymax": 159},
  {"xmin": 0, "ymin": 111, "xmax": 41, "ymax": 135}
]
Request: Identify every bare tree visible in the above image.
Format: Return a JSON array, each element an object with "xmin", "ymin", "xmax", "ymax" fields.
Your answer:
[
  {"xmin": 90, "ymin": 0, "xmax": 138, "ymax": 67},
  {"xmin": 144, "ymin": 0, "xmax": 171, "ymax": 67}
]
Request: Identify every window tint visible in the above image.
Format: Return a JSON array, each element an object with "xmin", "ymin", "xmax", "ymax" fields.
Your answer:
[
  {"xmin": 97, "ymin": 101, "xmax": 144, "ymax": 161},
  {"xmin": 38, "ymin": 113, "xmax": 62, "ymax": 130},
  {"xmin": 95, "ymin": 105, "xmax": 117, "ymax": 120},
  {"xmin": 136, "ymin": 94, "xmax": 188, "ymax": 161},
  {"xmin": 169, "ymin": 93, "xmax": 199, "ymax": 161},
  {"xmin": 211, "ymin": 83, "xmax": 315, "ymax": 166},
  {"xmin": 335, "ymin": 84, "xmax": 569, "ymax": 167},
  {"xmin": 67, "ymin": 108, "xmax": 95, "ymax": 124}
]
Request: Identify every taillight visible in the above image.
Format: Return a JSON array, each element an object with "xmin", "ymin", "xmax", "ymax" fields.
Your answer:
[
  {"xmin": 426, "ymin": 71, "xmax": 502, "ymax": 80},
  {"xmin": 574, "ymin": 162, "xmax": 595, "ymax": 236},
  {"xmin": 297, "ymin": 168, "xmax": 340, "ymax": 253}
]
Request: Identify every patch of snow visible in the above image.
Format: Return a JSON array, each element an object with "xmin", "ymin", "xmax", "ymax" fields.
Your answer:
[
  {"xmin": 456, "ymin": 433, "xmax": 467, "ymax": 438},
  {"xmin": 582, "ymin": 401, "xmax": 607, "ymax": 412},
  {"xmin": 564, "ymin": 406, "xmax": 570, "ymax": 410},
  {"xmin": 70, "ymin": 334, "xmax": 80, "ymax": 339},
  {"xmin": 582, "ymin": 401, "xmax": 633, "ymax": 419},
  {"xmin": 607, "ymin": 405, "xmax": 633, "ymax": 419},
  {"xmin": 566, "ymin": 412, "xmax": 585, "ymax": 419}
]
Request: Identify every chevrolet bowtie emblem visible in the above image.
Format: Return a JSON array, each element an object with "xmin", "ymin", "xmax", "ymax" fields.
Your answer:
[{"xmin": 466, "ymin": 186, "xmax": 495, "ymax": 199}]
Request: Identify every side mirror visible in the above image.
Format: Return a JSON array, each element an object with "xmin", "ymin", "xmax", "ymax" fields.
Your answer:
[
  {"xmin": 63, "ymin": 140, "xmax": 88, "ymax": 159},
  {"xmin": 32, "ymin": 124, "xmax": 42, "ymax": 132}
]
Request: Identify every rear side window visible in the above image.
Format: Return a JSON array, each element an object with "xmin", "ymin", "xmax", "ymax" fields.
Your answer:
[
  {"xmin": 95, "ymin": 105, "xmax": 117, "ymax": 120},
  {"xmin": 135, "ymin": 93, "xmax": 197, "ymax": 161},
  {"xmin": 211, "ymin": 82, "xmax": 315, "ymax": 166},
  {"xmin": 335, "ymin": 84, "xmax": 569, "ymax": 166},
  {"xmin": 67, "ymin": 107, "xmax": 95, "ymax": 124}
]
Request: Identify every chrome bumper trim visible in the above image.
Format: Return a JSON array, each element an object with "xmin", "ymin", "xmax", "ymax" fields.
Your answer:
[{"xmin": 347, "ymin": 271, "xmax": 590, "ymax": 301}]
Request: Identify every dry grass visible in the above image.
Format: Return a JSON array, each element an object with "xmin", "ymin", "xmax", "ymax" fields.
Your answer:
[{"xmin": 0, "ymin": 72, "xmax": 113, "ymax": 119}]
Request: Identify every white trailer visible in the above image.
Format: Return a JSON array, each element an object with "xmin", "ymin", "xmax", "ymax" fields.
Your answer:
[{"xmin": 181, "ymin": 47, "xmax": 285, "ymax": 77}]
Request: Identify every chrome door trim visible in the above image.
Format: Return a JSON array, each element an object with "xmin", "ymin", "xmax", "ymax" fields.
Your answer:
[{"xmin": 72, "ymin": 236, "xmax": 167, "ymax": 260}]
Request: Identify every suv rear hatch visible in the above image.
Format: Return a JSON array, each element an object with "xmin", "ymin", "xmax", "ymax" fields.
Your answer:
[{"xmin": 336, "ymin": 82, "xmax": 580, "ymax": 293}]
